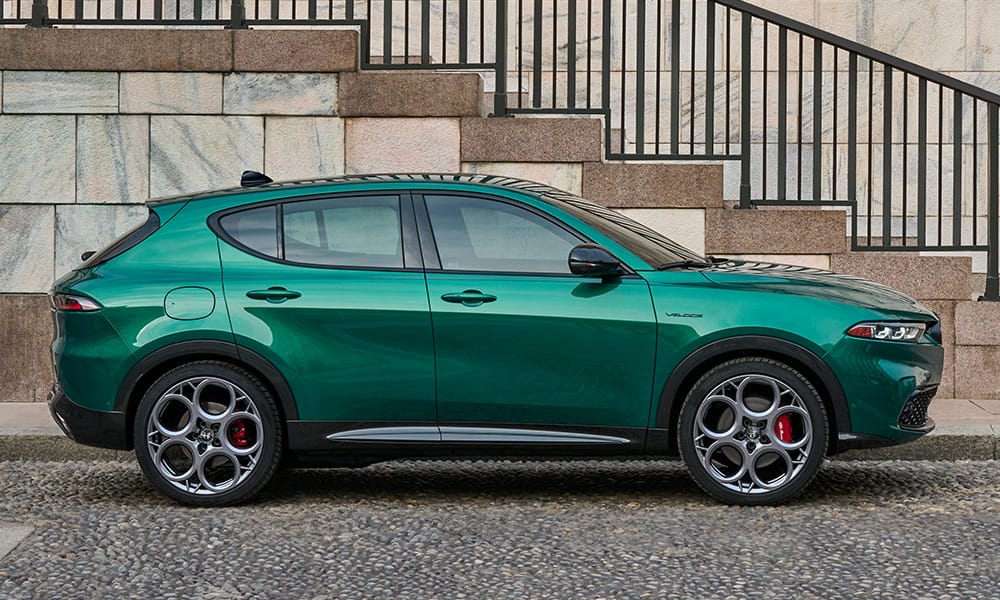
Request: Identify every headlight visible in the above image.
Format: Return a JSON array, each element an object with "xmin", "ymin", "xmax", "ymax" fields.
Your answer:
[{"xmin": 846, "ymin": 322, "xmax": 926, "ymax": 342}]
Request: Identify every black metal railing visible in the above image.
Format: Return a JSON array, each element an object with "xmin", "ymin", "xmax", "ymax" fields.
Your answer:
[{"xmin": 5, "ymin": 0, "xmax": 998, "ymax": 299}]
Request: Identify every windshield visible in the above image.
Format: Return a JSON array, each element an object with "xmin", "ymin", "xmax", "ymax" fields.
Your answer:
[{"xmin": 545, "ymin": 193, "xmax": 706, "ymax": 267}]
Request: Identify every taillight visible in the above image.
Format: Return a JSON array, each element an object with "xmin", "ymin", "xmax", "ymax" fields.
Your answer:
[{"xmin": 50, "ymin": 294, "xmax": 101, "ymax": 312}]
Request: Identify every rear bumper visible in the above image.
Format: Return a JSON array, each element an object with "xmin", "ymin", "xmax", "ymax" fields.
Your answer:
[{"xmin": 48, "ymin": 385, "xmax": 130, "ymax": 450}]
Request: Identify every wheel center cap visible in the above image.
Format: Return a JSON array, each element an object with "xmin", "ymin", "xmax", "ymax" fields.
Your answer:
[
  {"xmin": 745, "ymin": 426, "xmax": 760, "ymax": 441},
  {"xmin": 197, "ymin": 429, "xmax": 214, "ymax": 443}
]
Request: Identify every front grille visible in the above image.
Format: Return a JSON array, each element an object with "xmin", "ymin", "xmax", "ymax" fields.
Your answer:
[{"xmin": 899, "ymin": 387, "xmax": 937, "ymax": 430}]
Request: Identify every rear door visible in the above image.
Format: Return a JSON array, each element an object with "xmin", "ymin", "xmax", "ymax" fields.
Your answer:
[
  {"xmin": 214, "ymin": 192, "xmax": 437, "ymax": 443},
  {"xmin": 418, "ymin": 192, "xmax": 657, "ymax": 447}
]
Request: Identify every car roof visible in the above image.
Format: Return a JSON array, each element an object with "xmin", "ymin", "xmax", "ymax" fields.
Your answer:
[{"xmin": 148, "ymin": 173, "xmax": 583, "ymax": 207}]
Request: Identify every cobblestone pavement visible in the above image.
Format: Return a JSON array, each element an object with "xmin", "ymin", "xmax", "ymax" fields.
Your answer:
[{"xmin": 0, "ymin": 459, "xmax": 997, "ymax": 599}]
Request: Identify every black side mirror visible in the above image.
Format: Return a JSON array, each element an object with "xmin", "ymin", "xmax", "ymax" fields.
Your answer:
[{"xmin": 568, "ymin": 244, "xmax": 622, "ymax": 278}]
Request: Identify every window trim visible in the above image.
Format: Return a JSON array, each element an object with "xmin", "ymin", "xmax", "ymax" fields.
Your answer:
[
  {"xmin": 414, "ymin": 191, "xmax": 636, "ymax": 278},
  {"xmin": 208, "ymin": 191, "xmax": 422, "ymax": 272}
]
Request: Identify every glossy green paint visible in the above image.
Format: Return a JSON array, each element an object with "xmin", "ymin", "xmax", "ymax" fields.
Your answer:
[
  {"xmin": 427, "ymin": 273, "xmax": 656, "ymax": 428},
  {"xmin": 51, "ymin": 176, "xmax": 943, "ymax": 451}
]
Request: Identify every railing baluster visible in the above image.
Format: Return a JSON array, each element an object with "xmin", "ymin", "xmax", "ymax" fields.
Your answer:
[
  {"xmin": 726, "ymin": 6, "xmax": 731, "ymax": 154},
  {"xmin": 635, "ymin": 0, "xmax": 645, "ymax": 151},
  {"xmin": 814, "ymin": 38, "xmax": 822, "ymax": 202},
  {"xmin": 974, "ymin": 100, "xmax": 979, "ymax": 244},
  {"xmin": 834, "ymin": 50, "xmax": 839, "ymax": 200},
  {"xmin": 567, "ymin": 0, "xmax": 577, "ymax": 109},
  {"xmin": 987, "ymin": 103, "xmax": 1000, "ymax": 300},
  {"xmin": 493, "ymin": 0, "xmax": 507, "ymax": 116},
  {"xmin": 740, "ymin": 13, "xmax": 751, "ymax": 207},
  {"xmin": 883, "ymin": 65, "xmax": 892, "ymax": 247},
  {"xmin": 602, "ymin": 0, "xmax": 611, "ymax": 153},
  {"xmin": 532, "ymin": 0, "xmax": 542, "ymax": 107},
  {"xmin": 442, "ymin": 0, "xmax": 448, "ymax": 63},
  {"xmin": 689, "ymin": 0, "xmax": 696, "ymax": 154},
  {"xmin": 903, "ymin": 73, "xmax": 909, "ymax": 245},
  {"xmin": 346, "ymin": 0, "xmax": 352, "ymax": 20},
  {"xmin": 797, "ymin": 33, "xmax": 804, "ymax": 202},
  {"xmin": 918, "ymin": 79, "xmax": 927, "ymax": 247},
  {"xmin": 762, "ymin": 22, "xmax": 768, "ymax": 199},
  {"xmin": 587, "ymin": 0, "xmax": 593, "ymax": 109},
  {"xmin": 551, "ymin": 0, "xmax": 557, "ymax": 106},
  {"xmin": 655, "ymin": 0, "xmax": 662, "ymax": 151},
  {"xmin": 383, "ymin": 0, "xmax": 392, "ymax": 64},
  {"xmin": 518, "ymin": 0, "xmax": 524, "ymax": 108},
  {"xmin": 778, "ymin": 26, "xmax": 787, "ymax": 201},
  {"xmin": 954, "ymin": 91, "xmax": 964, "ymax": 246},
  {"xmin": 459, "ymin": 0, "xmax": 468, "ymax": 63},
  {"xmin": 706, "ymin": 0, "xmax": 716, "ymax": 156},
  {"xmin": 421, "ymin": 0, "xmax": 430, "ymax": 64},
  {"xmin": 670, "ymin": 0, "xmax": 680, "ymax": 154},
  {"xmin": 619, "ymin": 0, "xmax": 626, "ymax": 153},
  {"xmin": 404, "ymin": 0, "xmax": 410, "ymax": 63},
  {"xmin": 867, "ymin": 62, "xmax": 873, "ymax": 244},
  {"xmin": 939, "ymin": 86, "xmax": 944, "ymax": 245},
  {"xmin": 479, "ymin": 0, "xmax": 485, "ymax": 64},
  {"xmin": 848, "ymin": 52, "xmax": 858, "ymax": 215},
  {"xmin": 114, "ymin": 0, "xmax": 123, "ymax": 20}
]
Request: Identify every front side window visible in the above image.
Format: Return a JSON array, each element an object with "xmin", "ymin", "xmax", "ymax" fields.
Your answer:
[
  {"xmin": 424, "ymin": 194, "xmax": 581, "ymax": 274},
  {"xmin": 282, "ymin": 195, "xmax": 403, "ymax": 268}
]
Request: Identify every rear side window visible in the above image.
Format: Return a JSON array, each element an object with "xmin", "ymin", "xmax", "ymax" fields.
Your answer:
[
  {"xmin": 216, "ymin": 196, "xmax": 404, "ymax": 269},
  {"xmin": 282, "ymin": 196, "xmax": 402, "ymax": 268},
  {"xmin": 218, "ymin": 206, "xmax": 278, "ymax": 257}
]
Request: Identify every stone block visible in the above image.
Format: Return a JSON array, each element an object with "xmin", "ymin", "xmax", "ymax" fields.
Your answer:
[
  {"xmin": 873, "ymin": 0, "xmax": 966, "ymax": 71},
  {"xmin": 224, "ymin": 73, "xmax": 338, "ymax": 116},
  {"xmin": 0, "ymin": 115, "xmax": 76, "ymax": 204},
  {"xmin": 461, "ymin": 162, "xmax": 583, "ymax": 195},
  {"xmin": 264, "ymin": 117, "xmax": 345, "ymax": 181},
  {"xmin": 339, "ymin": 72, "xmax": 483, "ymax": 117},
  {"xmin": 0, "ymin": 205, "xmax": 54, "ymax": 293},
  {"xmin": 345, "ymin": 118, "xmax": 460, "ymax": 174},
  {"xmin": 829, "ymin": 253, "xmax": 972, "ymax": 301},
  {"xmin": 55, "ymin": 205, "xmax": 149, "ymax": 276},
  {"xmin": 582, "ymin": 163, "xmax": 723, "ymax": 208},
  {"xmin": 2, "ymin": 71, "xmax": 118, "ymax": 114},
  {"xmin": 77, "ymin": 116, "xmax": 149, "ymax": 205},
  {"xmin": 955, "ymin": 346, "xmax": 1000, "ymax": 399},
  {"xmin": 0, "ymin": 295, "xmax": 53, "ymax": 403},
  {"xmin": 461, "ymin": 117, "xmax": 602, "ymax": 162},
  {"xmin": 966, "ymin": 1, "xmax": 1000, "ymax": 70},
  {"xmin": 233, "ymin": 30, "xmax": 358, "ymax": 72},
  {"xmin": 729, "ymin": 254, "xmax": 832, "ymax": 270},
  {"xmin": 150, "ymin": 116, "xmax": 264, "ymax": 197},
  {"xmin": 922, "ymin": 300, "xmax": 956, "ymax": 399},
  {"xmin": 955, "ymin": 301, "xmax": 1000, "ymax": 346},
  {"xmin": 705, "ymin": 208, "xmax": 847, "ymax": 255},
  {"xmin": 617, "ymin": 209, "xmax": 706, "ymax": 256},
  {"xmin": 120, "ymin": 73, "xmax": 222, "ymax": 114},
  {"xmin": 0, "ymin": 29, "xmax": 233, "ymax": 72}
]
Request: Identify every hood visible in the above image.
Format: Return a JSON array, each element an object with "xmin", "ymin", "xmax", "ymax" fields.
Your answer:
[{"xmin": 698, "ymin": 261, "xmax": 937, "ymax": 320}]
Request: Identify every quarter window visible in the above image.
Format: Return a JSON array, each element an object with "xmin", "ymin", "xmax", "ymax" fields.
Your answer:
[
  {"xmin": 424, "ymin": 195, "xmax": 580, "ymax": 274},
  {"xmin": 282, "ymin": 195, "xmax": 403, "ymax": 268},
  {"xmin": 218, "ymin": 205, "xmax": 278, "ymax": 258}
]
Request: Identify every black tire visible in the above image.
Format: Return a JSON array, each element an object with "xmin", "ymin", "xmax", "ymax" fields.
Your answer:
[
  {"xmin": 677, "ymin": 357, "xmax": 827, "ymax": 506},
  {"xmin": 134, "ymin": 361, "xmax": 283, "ymax": 507}
]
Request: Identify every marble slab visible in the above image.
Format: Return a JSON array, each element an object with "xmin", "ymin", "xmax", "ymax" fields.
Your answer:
[
  {"xmin": 120, "ymin": 72, "xmax": 223, "ymax": 114},
  {"xmin": 0, "ymin": 115, "xmax": 76, "ymax": 204},
  {"xmin": 224, "ymin": 73, "xmax": 337, "ymax": 116},
  {"xmin": 77, "ymin": 115, "xmax": 149, "ymax": 204},
  {"xmin": 55, "ymin": 204, "xmax": 148, "ymax": 276},
  {"xmin": 264, "ymin": 116, "xmax": 345, "ymax": 180},
  {"xmin": 0, "ymin": 205, "xmax": 54, "ymax": 293},
  {"xmin": 2, "ymin": 71, "xmax": 118, "ymax": 114}
]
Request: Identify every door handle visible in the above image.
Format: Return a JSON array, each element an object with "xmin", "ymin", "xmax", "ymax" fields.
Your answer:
[
  {"xmin": 441, "ymin": 290, "xmax": 497, "ymax": 306},
  {"xmin": 246, "ymin": 287, "xmax": 302, "ymax": 303}
]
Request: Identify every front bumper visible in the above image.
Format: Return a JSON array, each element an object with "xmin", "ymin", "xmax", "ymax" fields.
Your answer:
[{"xmin": 49, "ymin": 385, "xmax": 130, "ymax": 450}]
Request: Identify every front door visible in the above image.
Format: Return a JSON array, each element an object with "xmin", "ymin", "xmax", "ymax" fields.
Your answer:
[
  {"xmin": 216, "ymin": 193, "xmax": 436, "ymax": 438},
  {"xmin": 419, "ymin": 192, "xmax": 657, "ymax": 445}
]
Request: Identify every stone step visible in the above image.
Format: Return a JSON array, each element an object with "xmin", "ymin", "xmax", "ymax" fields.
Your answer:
[
  {"xmin": 460, "ymin": 117, "xmax": 602, "ymax": 162},
  {"xmin": 704, "ymin": 207, "xmax": 848, "ymax": 255},
  {"xmin": 339, "ymin": 72, "xmax": 484, "ymax": 117},
  {"xmin": 582, "ymin": 163, "xmax": 724, "ymax": 209},
  {"xmin": 829, "ymin": 252, "xmax": 972, "ymax": 301}
]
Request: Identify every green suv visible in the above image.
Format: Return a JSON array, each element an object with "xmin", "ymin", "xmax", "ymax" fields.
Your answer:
[{"xmin": 49, "ymin": 173, "xmax": 943, "ymax": 506}]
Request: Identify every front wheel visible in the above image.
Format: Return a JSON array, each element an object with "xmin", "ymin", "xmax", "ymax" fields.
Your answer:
[
  {"xmin": 134, "ymin": 361, "xmax": 283, "ymax": 506},
  {"xmin": 678, "ymin": 358, "xmax": 828, "ymax": 505}
]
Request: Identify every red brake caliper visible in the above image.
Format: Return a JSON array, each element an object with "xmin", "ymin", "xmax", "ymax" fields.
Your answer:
[
  {"xmin": 228, "ymin": 419, "xmax": 250, "ymax": 448},
  {"xmin": 775, "ymin": 414, "xmax": 793, "ymax": 443}
]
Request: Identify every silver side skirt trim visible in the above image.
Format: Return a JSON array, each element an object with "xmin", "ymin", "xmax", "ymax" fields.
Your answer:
[{"xmin": 326, "ymin": 426, "xmax": 630, "ymax": 444}]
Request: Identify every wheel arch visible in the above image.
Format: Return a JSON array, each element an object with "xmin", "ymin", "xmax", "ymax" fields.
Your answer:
[
  {"xmin": 652, "ymin": 335, "xmax": 850, "ymax": 456},
  {"xmin": 114, "ymin": 340, "xmax": 298, "ymax": 449}
]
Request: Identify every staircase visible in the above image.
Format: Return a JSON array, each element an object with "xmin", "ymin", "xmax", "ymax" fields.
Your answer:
[{"xmin": 1, "ymin": 1, "xmax": 1000, "ymax": 403}]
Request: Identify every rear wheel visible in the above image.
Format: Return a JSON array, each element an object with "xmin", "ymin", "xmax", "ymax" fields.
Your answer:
[
  {"xmin": 134, "ymin": 361, "xmax": 283, "ymax": 506},
  {"xmin": 678, "ymin": 357, "xmax": 827, "ymax": 505}
]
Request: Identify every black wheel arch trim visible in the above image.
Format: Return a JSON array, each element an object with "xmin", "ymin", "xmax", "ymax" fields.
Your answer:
[
  {"xmin": 652, "ymin": 335, "xmax": 851, "ymax": 455},
  {"xmin": 114, "ymin": 340, "xmax": 299, "ymax": 422}
]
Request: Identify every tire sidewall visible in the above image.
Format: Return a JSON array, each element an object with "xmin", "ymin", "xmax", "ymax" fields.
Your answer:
[
  {"xmin": 678, "ymin": 358, "xmax": 828, "ymax": 505},
  {"xmin": 134, "ymin": 362, "xmax": 282, "ymax": 506}
]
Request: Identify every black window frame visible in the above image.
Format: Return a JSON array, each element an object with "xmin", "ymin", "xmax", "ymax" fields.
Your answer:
[
  {"xmin": 413, "ymin": 191, "xmax": 636, "ymax": 278},
  {"xmin": 209, "ymin": 191, "xmax": 422, "ymax": 272}
]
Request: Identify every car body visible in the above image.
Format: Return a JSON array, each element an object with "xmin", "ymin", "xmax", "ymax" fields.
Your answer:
[{"xmin": 49, "ymin": 173, "xmax": 943, "ymax": 505}]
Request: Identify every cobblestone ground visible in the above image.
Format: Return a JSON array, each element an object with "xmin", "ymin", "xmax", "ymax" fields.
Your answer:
[{"xmin": 0, "ymin": 459, "xmax": 998, "ymax": 599}]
